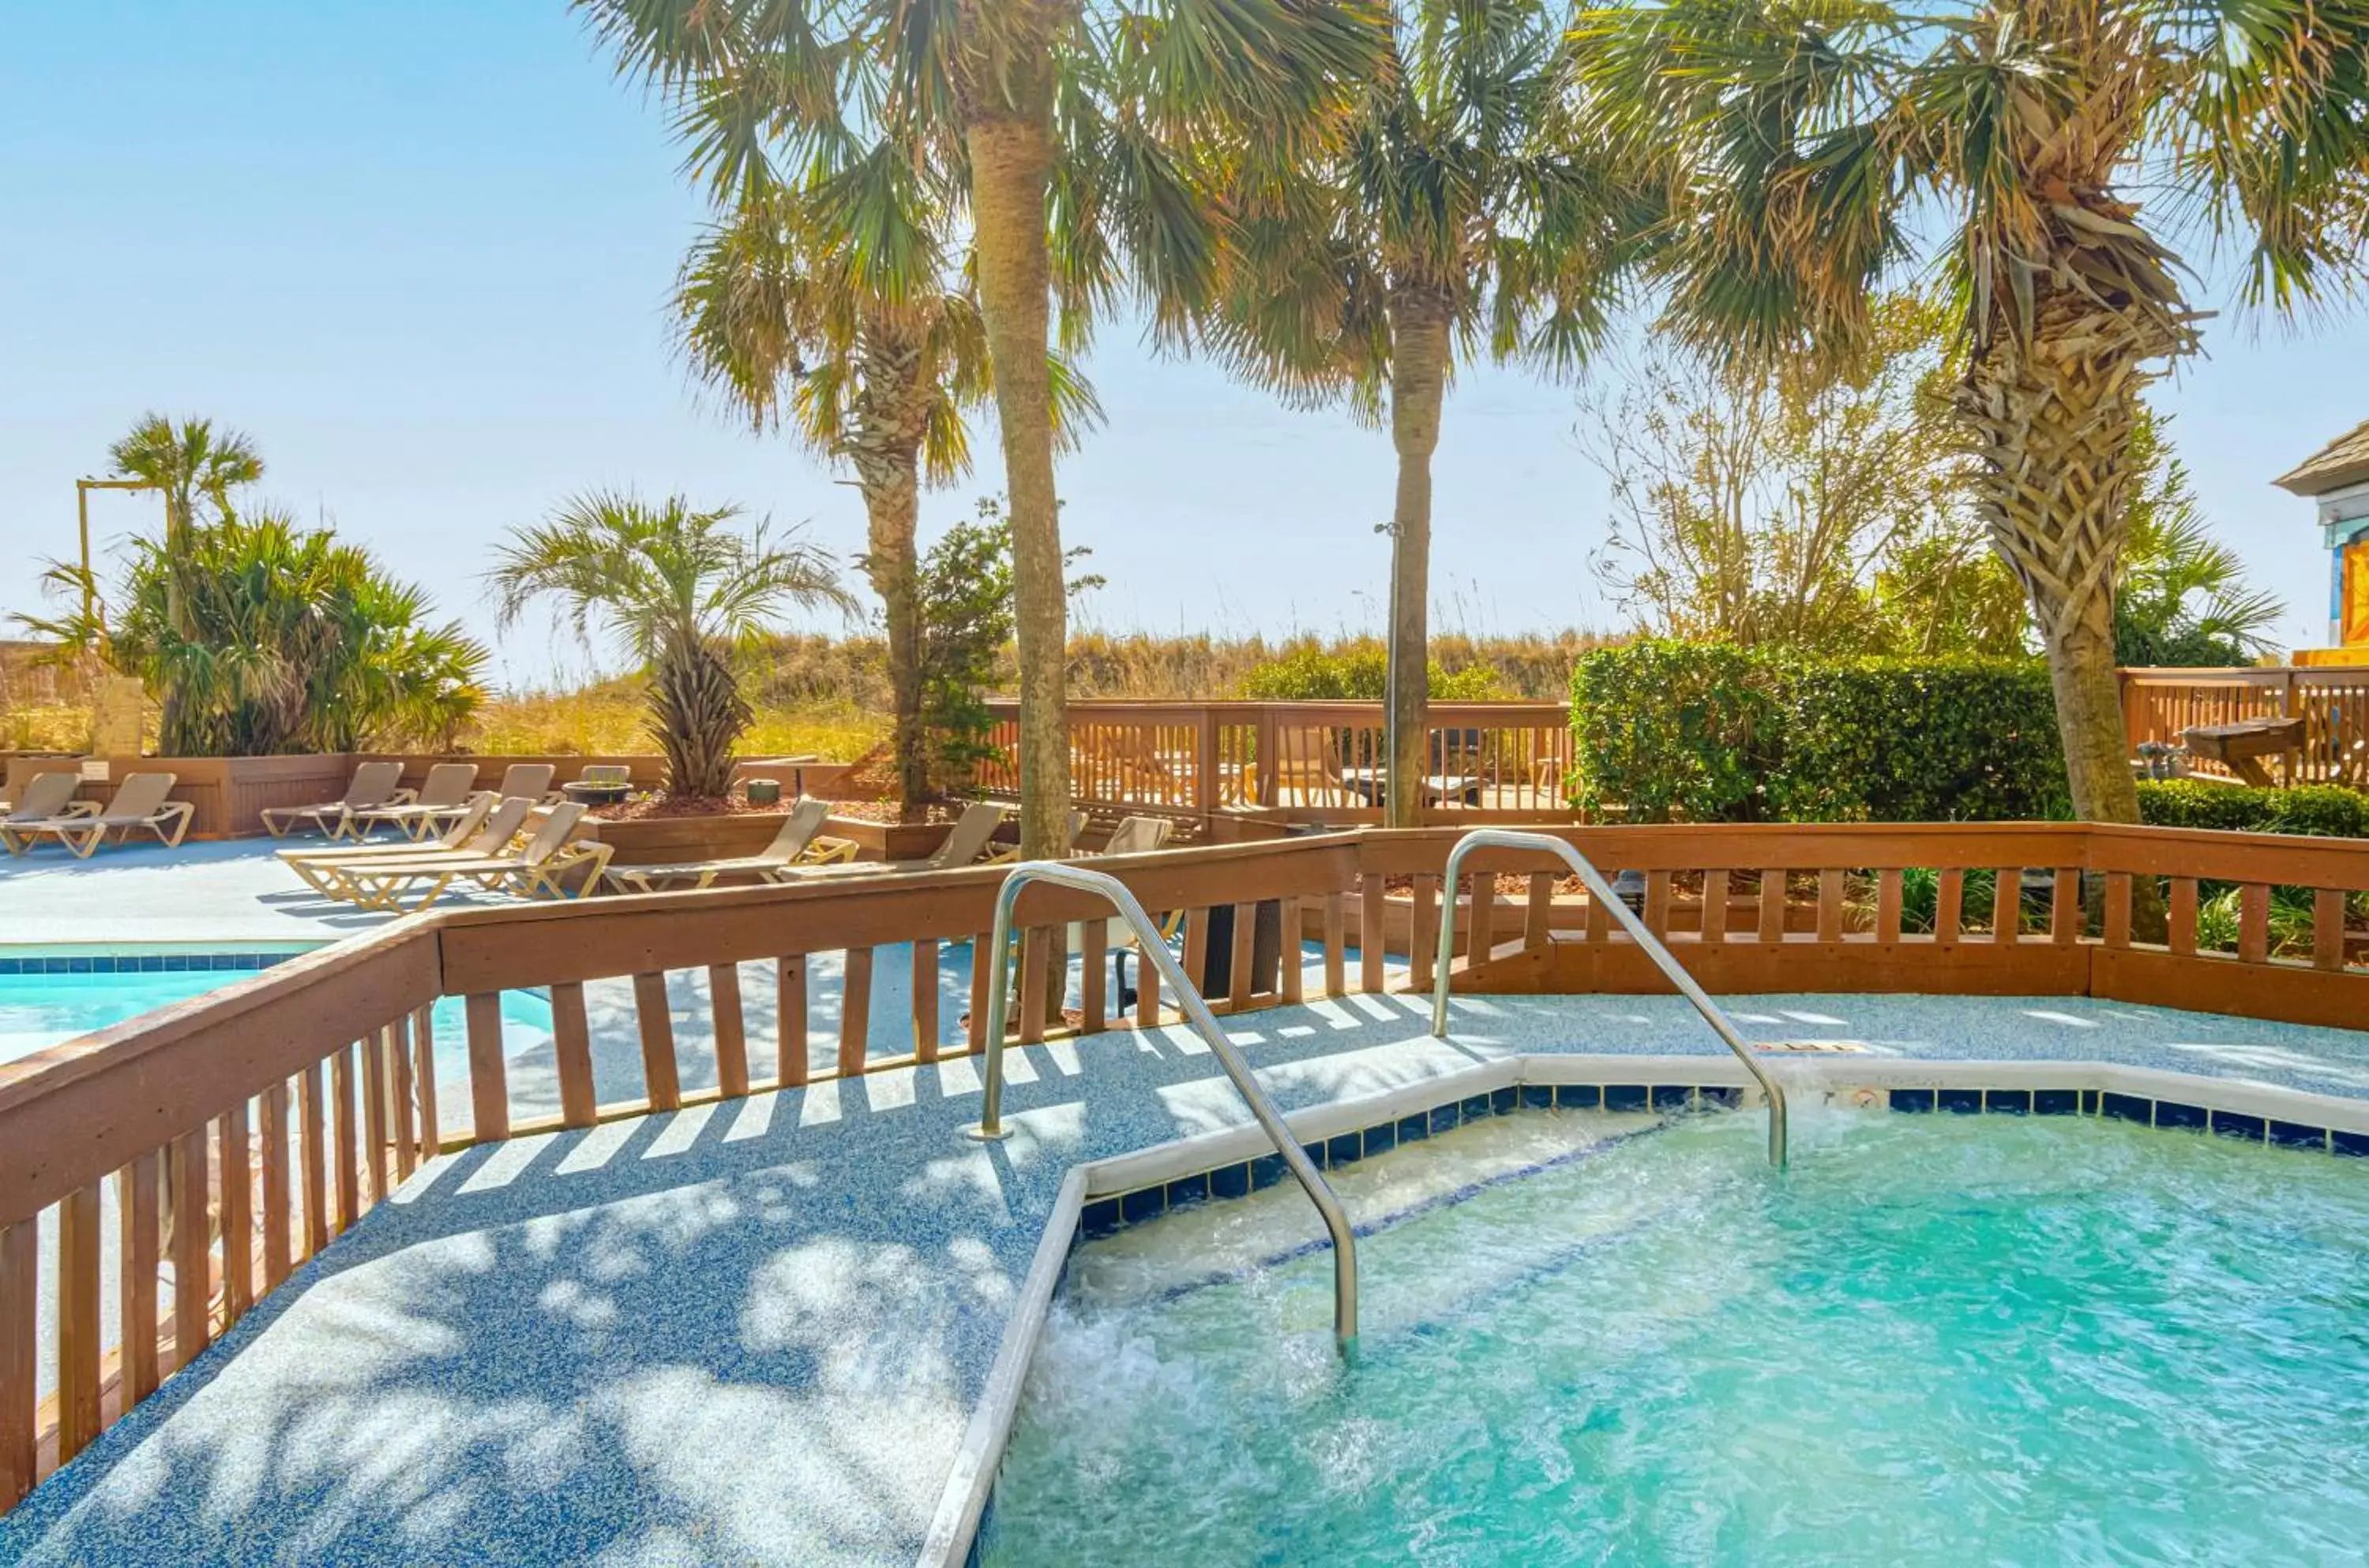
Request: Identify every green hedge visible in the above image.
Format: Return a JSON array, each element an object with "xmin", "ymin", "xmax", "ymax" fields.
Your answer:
[
  {"xmin": 1570, "ymin": 640, "xmax": 2069, "ymax": 822},
  {"xmin": 2135, "ymin": 779, "xmax": 2369, "ymax": 838}
]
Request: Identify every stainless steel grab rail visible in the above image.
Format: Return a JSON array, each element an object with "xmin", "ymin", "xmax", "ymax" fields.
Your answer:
[
  {"xmin": 1430, "ymin": 829, "xmax": 1789, "ymax": 1168},
  {"xmin": 960, "ymin": 861, "xmax": 1361, "ymax": 1349}
]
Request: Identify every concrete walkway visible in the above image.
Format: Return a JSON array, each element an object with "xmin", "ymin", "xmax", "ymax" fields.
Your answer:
[
  {"xmin": 0, "ymin": 838, "xmax": 511, "ymax": 947},
  {"xmin": 5, "ymin": 991, "xmax": 2368, "ymax": 1566}
]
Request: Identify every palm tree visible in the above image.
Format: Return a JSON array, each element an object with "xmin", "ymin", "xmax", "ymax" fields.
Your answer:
[
  {"xmin": 576, "ymin": 0, "xmax": 1382, "ymax": 855},
  {"xmin": 105, "ymin": 413, "xmax": 265, "ymax": 750},
  {"xmin": 1199, "ymin": 0, "xmax": 1651, "ymax": 823},
  {"xmin": 1573, "ymin": 0, "xmax": 2369, "ymax": 822},
  {"xmin": 21, "ymin": 508, "xmax": 486, "ymax": 756},
  {"xmin": 673, "ymin": 179, "xmax": 1099, "ymax": 816},
  {"xmin": 490, "ymin": 493, "xmax": 853, "ymax": 797}
]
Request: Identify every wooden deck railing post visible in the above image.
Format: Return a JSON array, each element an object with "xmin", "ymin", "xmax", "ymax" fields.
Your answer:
[
  {"xmin": 1254, "ymin": 708, "xmax": 1280, "ymax": 808},
  {"xmin": 1195, "ymin": 709, "xmax": 1222, "ymax": 816}
]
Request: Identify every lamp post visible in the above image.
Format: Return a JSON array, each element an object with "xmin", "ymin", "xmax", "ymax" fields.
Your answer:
[{"xmin": 72, "ymin": 478, "xmax": 160, "ymax": 631}]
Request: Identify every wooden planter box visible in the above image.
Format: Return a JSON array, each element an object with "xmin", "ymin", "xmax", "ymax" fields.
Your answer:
[
  {"xmin": 817, "ymin": 815, "xmax": 963, "ymax": 863},
  {"xmin": 575, "ymin": 811, "xmax": 799, "ymax": 868}
]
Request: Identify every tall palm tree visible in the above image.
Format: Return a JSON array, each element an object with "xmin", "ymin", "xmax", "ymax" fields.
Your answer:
[
  {"xmin": 673, "ymin": 178, "xmax": 1100, "ymax": 815},
  {"xmin": 576, "ymin": 0, "xmax": 1383, "ymax": 856},
  {"xmin": 1200, "ymin": 0, "xmax": 1652, "ymax": 823},
  {"xmin": 490, "ymin": 493, "xmax": 853, "ymax": 797},
  {"xmin": 1573, "ymin": 0, "xmax": 2369, "ymax": 822},
  {"xmin": 105, "ymin": 413, "xmax": 265, "ymax": 751}
]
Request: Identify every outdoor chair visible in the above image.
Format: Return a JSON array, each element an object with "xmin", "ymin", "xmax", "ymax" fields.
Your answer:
[
  {"xmin": 344, "ymin": 763, "xmax": 480, "ymax": 839},
  {"xmin": 490, "ymin": 762, "xmax": 561, "ymax": 804},
  {"xmin": 1, "ymin": 771, "xmax": 193, "ymax": 857},
  {"xmin": 0, "ymin": 772, "xmax": 94, "ymax": 835},
  {"xmin": 277, "ymin": 793, "xmax": 516, "ymax": 895},
  {"xmin": 316, "ymin": 802, "xmax": 609, "ymax": 913},
  {"xmin": 777, "ymin": 801, "xmax": 1009, "ymax": 882},
  {"xmin": 257, "ymin": 760, "xmax": 409, "ymax": 839},
  {"xmin": 982, "ymin": 808, "xmax": 1089, "ymax": 865},
  {"xmin": 603, "ymin": 797, "xmax": 850, "ymax": 893}
]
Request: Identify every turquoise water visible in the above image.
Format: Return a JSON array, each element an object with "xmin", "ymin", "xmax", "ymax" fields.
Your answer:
[
  {"xmin": 0, "ymin": 966, "xmax": 551, "ymax": 1075},
  {"xmin": 986, "ymin": 1110, "xmax": 2369, "ymax": 1566}
]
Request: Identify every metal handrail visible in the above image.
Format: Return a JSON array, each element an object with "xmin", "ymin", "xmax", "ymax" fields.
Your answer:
[
  {"xmin": 960, "ymin": 861, "xmax": 1360, "ymax": 1349},
  {"xmin": 1430, "ymin": 829, "xmax": 1789, "ymax": 1168}
]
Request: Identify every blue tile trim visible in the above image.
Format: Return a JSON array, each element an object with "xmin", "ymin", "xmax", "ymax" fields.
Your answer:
[
  {"xmin": 0, "ymin": 951, "xmax": 298, "ymax": 976},
  {"xmin": 1083, "ymin": 1080, "xmax": 1758, "ymax": 1244},
  {"xmin": 1075, "ymin": 1078, "xmax": 2369, "ymax": 1248}
]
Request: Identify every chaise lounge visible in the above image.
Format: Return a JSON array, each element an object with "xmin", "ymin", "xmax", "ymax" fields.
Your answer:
[
  {"xmin": 600, "ymin": 796, "xmax": 854, "ymax": 893},
  {"xmin": 257, "ymin": 760, "xmax": 410, "ymax": 839},
  {"xmin": 0, "ymin": 771, "xmax": 193, "ymax": 857}
]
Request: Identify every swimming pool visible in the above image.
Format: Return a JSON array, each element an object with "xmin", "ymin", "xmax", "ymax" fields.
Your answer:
[
  {"xmin": 0, "ymin": 951, "xmax": 552, "ymax": 1072},
  {"xmin": 982, "ymin": 1106, "xmax": 2369, "ymax": 1565}
]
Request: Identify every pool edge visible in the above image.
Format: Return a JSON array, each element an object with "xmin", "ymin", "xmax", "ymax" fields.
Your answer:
[{"xmin": 925, "ymin": 1052, "xmax": 2369, "ymax": 1567}]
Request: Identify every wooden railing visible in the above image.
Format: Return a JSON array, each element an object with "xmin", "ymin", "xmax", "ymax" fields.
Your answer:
[
  {"xmin": 2120, "ymin": 666, "xmax": 2369, "ymax": 785},
  {"xmin": 978, "ymin": 700, "xmax": 1577, "ymax": 819},
  {"xmin": 2, "ymin": 822, "xmax": 2367, "ymax": 1511}
]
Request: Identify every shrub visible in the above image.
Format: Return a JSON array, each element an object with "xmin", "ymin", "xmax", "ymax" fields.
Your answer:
[
  {"xmin": 2135, "ymin": 780, "xmax": 2369, "ymax": 838},
  {"xmin": 1569, "ymin": 640, "xmax": 1776, "ymax": 820},
  {"xmin": 1570, "ymin": 640, "xmax": 2067, "ymax": 822},
  {"xmin": 1240, "ymin": 640, "xmax": 1507, "ymax": 702},
  {"xmin": 1774, "ymin": 658, "xmax": 2067, "ymax": 822}
]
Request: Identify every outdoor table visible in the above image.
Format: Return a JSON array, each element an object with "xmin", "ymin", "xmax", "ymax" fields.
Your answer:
[{"xmin": 2180, "ymin": 717, "xmax": 2305, "ymax": 787}]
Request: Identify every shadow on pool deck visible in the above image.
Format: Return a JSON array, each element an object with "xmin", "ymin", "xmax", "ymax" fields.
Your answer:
[{"xmin": 5, "ymin": 991, "xmax": 2369, "ymax": 1566}]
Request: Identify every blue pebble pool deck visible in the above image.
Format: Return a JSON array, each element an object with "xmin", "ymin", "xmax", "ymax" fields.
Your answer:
[{"xmin": 2, "ymin": 986, "xmax": 2368, "ymax": 1566}]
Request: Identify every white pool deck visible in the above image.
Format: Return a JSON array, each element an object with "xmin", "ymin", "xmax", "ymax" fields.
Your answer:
[
  {"xmin": 4, "ymin": 846, "xmax": 2369, "ymax": 1565},
  {"xmin": 0, "ymin": 837, "xmax": 510, "ymax": 947}
]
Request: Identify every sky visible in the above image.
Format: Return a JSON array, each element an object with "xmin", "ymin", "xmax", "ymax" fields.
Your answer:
[{"xmin": 0, "ymin": 1, "xmax": 2356, "ymax": 690}]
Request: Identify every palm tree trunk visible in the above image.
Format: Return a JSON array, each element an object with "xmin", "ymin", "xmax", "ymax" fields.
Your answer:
[
  {"xmin": 1959, "ymin": 296, "xmax": 2153, "ymax": 827},
  {"xmin": 873, "ymin": 494, "xmax": 928, "ymax": 819},
  {"xmin": 1384, "ymin": 290, "xmax": 1451, "ymax": 830},
  {"xmin": 650, "ymin": 643, "xmax": 750, "ymax": 798},
  {"xmin": 967, "ymin": 110, "xmax": 1072, "ymax": 860},
  {"xmin": 845, "ymin": 328, "xmax": 934, "ymax": 819}
]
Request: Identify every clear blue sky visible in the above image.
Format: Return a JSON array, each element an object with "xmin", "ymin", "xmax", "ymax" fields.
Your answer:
[{"xmin": 1, "ymin": 2, "xmax": 2353, "ymax": 688}]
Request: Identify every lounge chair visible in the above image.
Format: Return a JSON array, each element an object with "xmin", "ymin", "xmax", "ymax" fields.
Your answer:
[
  {"xmin": 0, "ymin": 772, "xmax": 95, "ymax": 835},
  {"xmin": 490, "ymin": 762, "xmax": 561, "ymax": 805},
  {"xmin": 777, "ymin": 801, "xmax": 1010, "ymax": 882},
  {"xmin": 318, "ymin": 803, "xmax": 609, "ymax": 913},
  {"xmin": 257, "ymin": 760, "xmax": 409, "ymax": 839},
  {"xmin": 346, "ymin": 763, "xmax": 479, "ymax": 840},
  {"xmin": 1098, "ymin": 815, "xmax": 1175, "ymax": 857},
  {"xmin": 277, "ymin": 793, "xmax": 516, "ymax": 895},
  {"xmin": 1, "ymin": 772, "xmax": 193, "ymax": 857},
  {"xmin": 602, "ymin": 797, "xmax": 848, "ymax": 893},
  {"xmin": 1069, "ymin": 816, "xmax": 1181, "ymax": 988},
  {"xmin": 983, "ymin": 808, "xmax": 1090, "ymax": 865}
]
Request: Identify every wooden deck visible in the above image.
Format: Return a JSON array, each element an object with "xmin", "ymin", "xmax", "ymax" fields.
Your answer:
[{"xmin": 2, "ymin": 821, "xmax": 2368, "ymax": 1545}]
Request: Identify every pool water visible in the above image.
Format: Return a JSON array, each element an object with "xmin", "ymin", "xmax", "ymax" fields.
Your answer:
[
  {"xmin": 985, "ymin": 1108, "xmax": 2369, "ymax": 1566},
  {"xmin": 0, "ymin": 966, "xmax": 551, "ymax": 1076}
]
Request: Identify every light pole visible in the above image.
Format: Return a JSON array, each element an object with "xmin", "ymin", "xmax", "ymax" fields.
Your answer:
[{"xmin": 73, "ymin": 478, "xmax": 160, "ymax": 631}]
